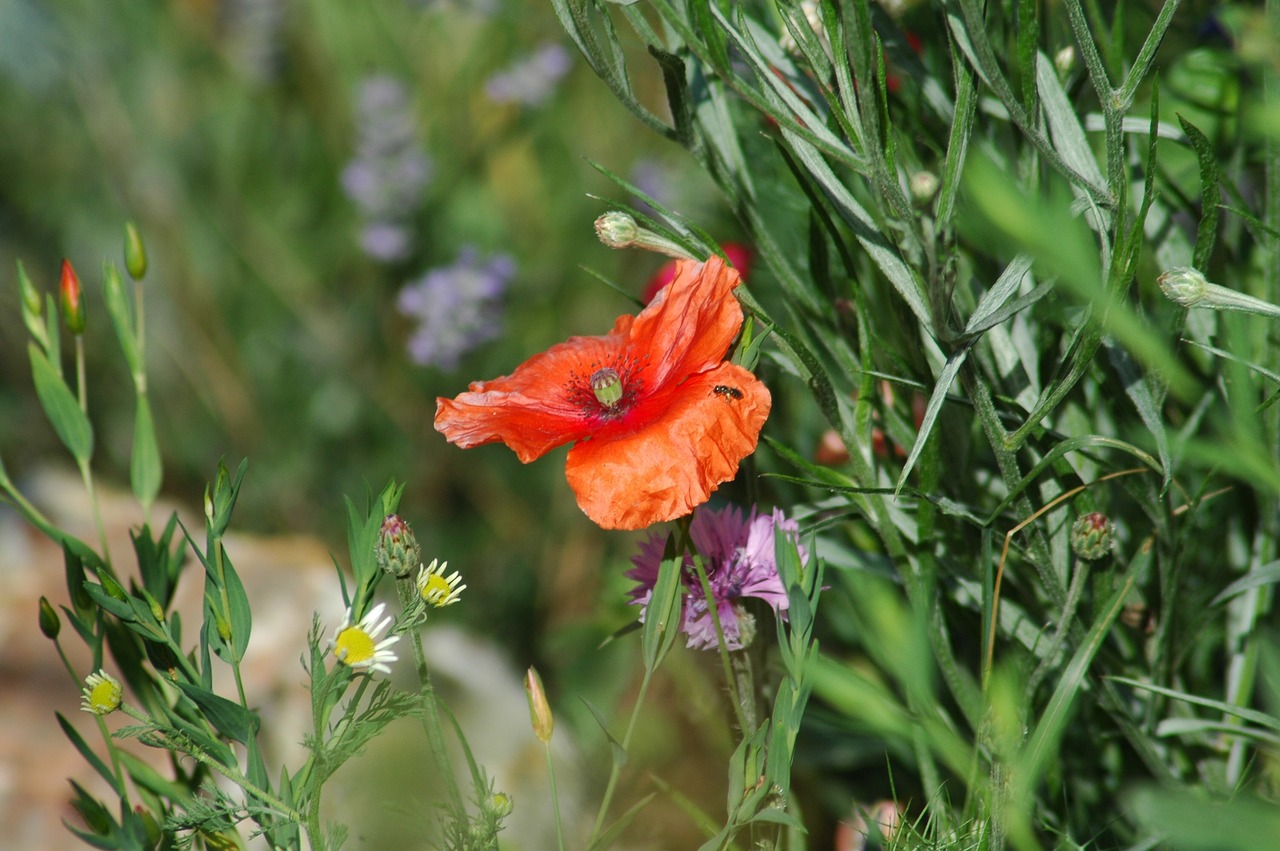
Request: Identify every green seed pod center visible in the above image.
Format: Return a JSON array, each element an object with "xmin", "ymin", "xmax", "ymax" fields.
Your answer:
[{"xmin": 590, "ymin": 368, "xmax": 624, "ymax": 408}]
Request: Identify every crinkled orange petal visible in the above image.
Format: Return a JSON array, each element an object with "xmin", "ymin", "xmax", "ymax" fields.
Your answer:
[
  {"xmin": 564, "ymin": 363, "xmax": 771, "ymax": 530},
  {"xmin": 631, "ymin": 256, "xmax": 744, "ymax": 389},
  {"xmin": 434, "ymin": 324, "xmax": 631, "ymax": 462}
]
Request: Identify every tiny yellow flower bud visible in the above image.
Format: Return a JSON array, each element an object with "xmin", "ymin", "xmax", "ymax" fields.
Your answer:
[{"xmin": 524, "ymin": 666, "xmax": 555, "ymax": 744}]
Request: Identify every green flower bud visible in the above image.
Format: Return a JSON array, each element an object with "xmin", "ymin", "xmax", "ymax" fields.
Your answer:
[
  {"xmin": 38, "ymin": 596, "xmax": 61, "ymax": 639},
  {"xmin": 1158, "ymin": 266, "xmax": 1208, "ymax": 308},
  {"xmin": 484, "ymin": 792, "xmax": 514, "ymax": 820},
  {"xmin": 524, "ymin": 666, "xmax": 555, "ymax": 744},
  {"xmin": 593, "ymin": 210, "xmax": 696, "ymax": 259},
  {"xmin": 124, "ymin": 222, "xmax": 148, "ymax": 281},
  {"xmin": 909, "ymin": 171, "xmax": 939, "ymax": 205},
  {"xmin": 594, "ymin": 211, "xmax": 639, "ymax": 248},
  {"xmin": 376, "ymin": 513, "xmax": 421, "ymax": 579},
  {"xmin": 1070, "ymin": 512, "xmax": 1114, "ymax": 561},
  {"xmin": 18, "ymin": 260, "xmax": 41, "ymax": 315}
]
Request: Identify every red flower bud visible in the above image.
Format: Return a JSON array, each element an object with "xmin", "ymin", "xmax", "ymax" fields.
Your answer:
[{"xmin": 59, "ymin": 259, "xmax": 85, "ymax": 336}]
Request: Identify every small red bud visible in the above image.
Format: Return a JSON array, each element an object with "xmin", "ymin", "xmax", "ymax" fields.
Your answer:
[{"xmin": 59, "ymin": 259, "xmax": 85, "ymax": 336}]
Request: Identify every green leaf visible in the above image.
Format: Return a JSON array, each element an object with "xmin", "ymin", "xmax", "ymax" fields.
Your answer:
[
  {"xmin": 130, "ymin": 394, "xmax": 162, "ymax": 513},
  {"xmin": 1127, "ymin": 786, "xmax": 1280, "ymax": 849},
  {"xmin": 1211, "ymin": 560, "xmax": 1280, "ymax": 606},
  {"xmin": 57, "ymin": 712, "xmax": 122, "ymax": 794},
  {"xmin": 1036, "ymin": 51, "xmax": 1106, "ymax": 191},
  {"xmin": 102, "ymin": 262, "xmax": 140, "ymax": 376},
  {"xmin": 1177, "ymin": 114, "xmax": 1221, "ymax": 270},
  {"xmin": 641, "ymin": 546, "xmax": 685, "ymax": 672},
  {"xmin": 579, "ymin": 699, "xmax": 627, "ymax": 769},
  {"xmin": 29, "ymin": 342, "xmax": 93, "ymax": 464},
  {"xmin": 1109, "ymin": 676, "xmax": 1280, "ymax": 733},
  {"xmin": 896, "ymin": 345, "xmax": 970, "ymax": 493},
  {"xmin": 176, "ymin": 681, "xmax": 261, "ymax": 745},
  {"xmin": 586, "ymin": 793, "xmax": 657, "ymax": 851}
]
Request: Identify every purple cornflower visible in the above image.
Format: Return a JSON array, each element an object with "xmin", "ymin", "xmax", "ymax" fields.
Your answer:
[
  {"xmin": 397, "ymin": 248, "xmax": 514, "ymax": 370},
  {"xmin": 484, "ymin": 43, "xmax": 572, "ymax": 107},
  {"xmin": 341, "ymin": 74, "xmax": 433, "ymax": 262},
  {"xmin": 627, "ymin": 505, "xmax": 804, "ymax": 650}
]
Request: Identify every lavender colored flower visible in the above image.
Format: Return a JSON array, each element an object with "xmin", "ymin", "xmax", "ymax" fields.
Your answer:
[
  {"xmin": 341, "ymin": 74, "xmax": 433, "ymax": 262},
  {"xmin": 397, "ymin": 248, "xmax": 514, "ymax": 370},
  {"xmin": 484, "ymin": 43, "xmax": 572, "ymax": 107},
  {"xmin": 627, "ymin": 505, "xmax": 804, "ymax": 650}
]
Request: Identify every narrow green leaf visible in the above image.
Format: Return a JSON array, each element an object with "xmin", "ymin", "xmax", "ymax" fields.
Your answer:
[
  {"xmin": 1015, "ymin": 554, "xmax": 1141, "ymax": 796},
  {"xmin": 1036, "ymin": 51, "xmax": 1107, "ymax": 191},
  {"xmin": 29, "ymin": 343, "xmax": 93, "ymax": 464},
  {"xmin": 579, "ymin": 698, "xmax": 627, "ymax": 769},
  {"xmin": 641, "ymin": 549, "xmax": 685, "ymax": 672},
  {"xmin": 130, "ymin": 395, "xmax": 162, "ymax": 513},
  {"xmin": 1109, "ymin": 676, "xmax": 1280, "ymax": 733},
  {"xmin": 57, "ymin": 712, "xmax": 122, "ymax": 794},
  {"xmin": 1177, "ymin": 114, "xmax": 1221, "ymax": 270},
  {"xmin": 1105, "ymin": 341, "xmax": 1172, "ymax": 492},
  {"xmin": 102, "ymin": 262, "xmax": 140, "ymax": 376},
  {"xmin": 586, "ymin": 792, "xmax": 657, "ymax": 851},
  {"xmin": 965, "ymin": 254, "xmax": 1034, "ymax": 335},
  {"xmin": 896, "ymin": 345, "xmax": 970, "ymax": 493},
  {"xmin": 1211, "ymin": 560, "xmax": 1280, "ymax": 606}
]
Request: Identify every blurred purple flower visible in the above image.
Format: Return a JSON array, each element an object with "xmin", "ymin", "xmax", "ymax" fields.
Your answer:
[
  {"xmin": 224, "ymin": 0, "xmax": 287, "ymax": 83},
  {"xmin": 397, "ymin": 248, "xmax": 514, "ymax": 370},
  {"xmin": 627, "ymin": 505, "xmax": 803, "ymax": 650},
  {"xmin": 341, "ymin": 74, "xmax": 433, "ymax": 262},
  {"xmin": 484, "ymin": 43, "xmax": 572, "ymax": 107}
]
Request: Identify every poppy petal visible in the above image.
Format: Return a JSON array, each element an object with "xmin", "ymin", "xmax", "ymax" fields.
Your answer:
[
  {"xmin": 630, "ymin": 257, "xmax": 744, "ymax": 390},
  {"xmin": 564, "ymin": 363, "xmax": 771, "ymax": 530},
  {"xmin": 435, "ymin": 327, "xmax": 630, "ymax": 462}
]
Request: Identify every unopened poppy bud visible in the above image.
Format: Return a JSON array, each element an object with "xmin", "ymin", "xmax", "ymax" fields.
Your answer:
[
  {"xmin": 1158, "ymin": 266, "xmax": 1208, "ymax": 307},
  {"xmin": 60, "ymin": 259, "xmax": 85, "ymax": 336},
  {"xmin": 124, "ymin": 222, "xmax": 148, "ymax": 281},
  {"xmin": 909, "ymin": 171, "xmax": 939, "ymax": 205},
  {"xmin": 590, "ymin": 367, "xmax": 623, "ymax": 408},
  {"xmin": 524, "ymin": 666, "xmax": 555, "ymax": 743},
  {"xmin": 38, "ymin": 596, "xmax": 61, "ymax": 639},
  {"xmin": 1070, "ymin": 512, "xmax": 1114, "ymax": 561},
  {"xmin": 376, "ymin": 513, "xmax": 421, "ymax": 578}
]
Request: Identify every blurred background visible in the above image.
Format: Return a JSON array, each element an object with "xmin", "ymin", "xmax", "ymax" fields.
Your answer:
[{"xmin": 0, "ymin": 0, "xmax": 754, "ymax": 847}]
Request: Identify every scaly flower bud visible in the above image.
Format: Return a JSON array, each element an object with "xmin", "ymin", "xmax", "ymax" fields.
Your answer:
[
  {"xmin": 1070, "ymin": 512, "xmax": 1114, "ymax": 561},
  {"xmin": 524, "ymin": 666, "xmax": 555, "ymax": 743},
  {"xmin": 376, "ymin": 513, "xmax": 421, "ymax": 578},
  {"xmin": 1158, "ymin": 266, "xmax": 1280, "ymax": 318},
  {"xmin": 593, "ymin": 211, "xmax": 695, "ymax": 260},
  {"xmin": 124, "ymin": 222, "xmax": 148, "ymax": 281},
  {"xmin": 60, "ymin": 259, "xmax": 85, "ymax": 336}
]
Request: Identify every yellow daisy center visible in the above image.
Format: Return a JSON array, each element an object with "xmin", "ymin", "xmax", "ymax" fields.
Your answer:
[
  {"xmin": 421, "ymin": 573, "xmax": 454, "ymax": 605},
  {"xmin": 333, "ymin": 626, "xmax": 376, "ymax": 666},
  {"xmin": 88, "ymin": 678, "xmax": 122, "ymax": 714}
]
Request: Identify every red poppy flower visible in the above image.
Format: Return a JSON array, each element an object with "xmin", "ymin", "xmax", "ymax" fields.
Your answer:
[
  {"xmin": 435, "ymin": 256, "xmax": 771, "ymax": 530},
  {"xmin": 642, "ymin": 243, "xmax": 753, "ymax": 305}
]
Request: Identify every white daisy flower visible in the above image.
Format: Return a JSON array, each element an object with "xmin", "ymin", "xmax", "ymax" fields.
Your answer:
[
  {"xmin": 416, "ymin": 559, "xmax": 466, "ymax": 608},
  {"xmin": 80, "ymin": 670, "xmax": 123, "ymax": 715},
  {"xmin": 329, "ymin": 602, "xmax": 400, "ymax": 674}
]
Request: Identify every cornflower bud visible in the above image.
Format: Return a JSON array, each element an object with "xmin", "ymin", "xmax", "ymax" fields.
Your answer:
[
  {"xmin": 376, "ymin": 513, "xmax": 421, "ymax": 578},
  {"xmin": 1070, "ymin": 512, "xmax": 1114, "ymax": 561},
  {"xmin": 1158, "ymin": 266, "xmax": 1280, "ymax": 318},
  {"xmin": 593, "ymin": 211, "xmax": 696, "ymax": 260},
  {"xmin": 524, "ymin": 666, "xmax": 555, "ymax": 744},
  {"xmin": 124, "ymin": 222, "xmax": 148, "ymax": 280},
  {"xmin": 60, "ymin": 259, "xmax": 85, "ymax": 336}
]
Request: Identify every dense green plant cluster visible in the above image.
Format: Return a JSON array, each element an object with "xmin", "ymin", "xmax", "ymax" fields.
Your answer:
[{"xmin": 4, "ymin": 0, "xmax": 1280, "ymax": 849}]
